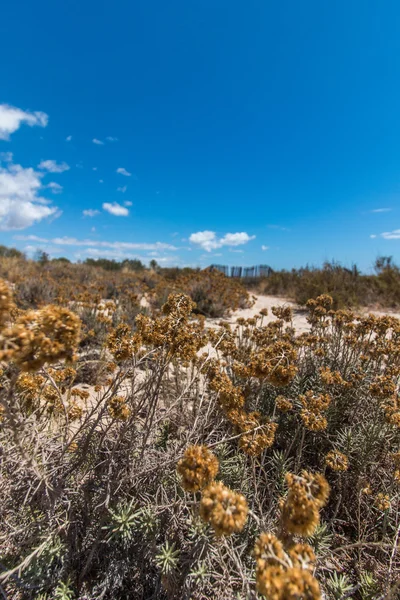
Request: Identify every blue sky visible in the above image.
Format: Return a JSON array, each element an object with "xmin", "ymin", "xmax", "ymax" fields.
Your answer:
[{"xmin": 1, "ymin": 0, "xmax": 400, "ymax": 271}]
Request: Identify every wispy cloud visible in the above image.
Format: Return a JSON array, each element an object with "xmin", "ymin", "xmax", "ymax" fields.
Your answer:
[
  {"xmin": 117, "ymin": 185, "xmax": 127, "ymax": 193},
  {"xmin": 106, "ymin": 136, "xmax": 118, "ymax": 142},
  {"xmin": 124, "ymin": 200, "xmax": 132, "ymax": 207},
  {"xmin": 92, "ymin": 138, "xmax": 104, "ymax": 145},
  {"xmin": 380, "ymin": 229, "xmax": 400, "ymax": 239},
  {"xmin": 0, "ymin": 103, "xmax": 48, "ymax": 141},
  {"xmin": 83, "ymin": 209, "xmax": 100, "ymax": 217},
  {"xmin": 267, "ymin": 224, "xmax": 290, "ymax": 231},
  {"xmin": 66, "ymin": 135, "xmax": 72, "ymax": 142},
  {"xmin": 261, "ymin": 245, "xmax": 269, "ymax": 250},
  {"xmin": 38, "ymin": 160, "xmax": 70, "ymax": 173},
  {"xmin": 116, "ymin": 167, "xmax": 131, "ymax": 177},
  {"xmin": 46, "ymin": 182, "xmax": 63, "ymax": 194},
  {"xmin": 370, "ymin": 208, "xmax": 392, "ymax": 213},
  {"xmin": 0, "ymin": 152, "xmax": 13, "ymax": 163},
  {"xmin": 189, "ymin": 230, "xmax": 255, "ymax": 252},
  {"xmin": 15, "ymin": 235, "xmax": 178, "ymax": 252},
  {"xmin": 102, "ymin": 202, "xmax": 129, "ymax": 216}
]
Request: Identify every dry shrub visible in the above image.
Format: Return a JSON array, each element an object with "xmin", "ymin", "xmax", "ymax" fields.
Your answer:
[
  {"xmin": 0, "ymin": 280, "xmax": 399, "ymax": 600},
  {"xmin": 251, "ymin": 257, "xmax": 400, "ymax": 309}
]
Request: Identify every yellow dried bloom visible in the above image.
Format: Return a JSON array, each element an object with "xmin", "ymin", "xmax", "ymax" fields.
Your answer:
[
  {"xmin": 162, "ymin": 293, "xmax": 196, "ymax": 317},
  {"xmin": 287, "ymin": 543, "xmax": 316, "ymax": 571},
  {"xmin": 227, "ymin": 409, "xmax": 278, "ymax": 456},
  {"xmin": 71, "ymin": 388, "xmax": 90, "ymax": 400},
  {"xmin": 370, "ymin": 376, "xmax": 396, "ymax": 399},
  {"xmin": 106, "ymin": 324, "xmax": 141, "ymax": 362},
  {"xmin": 200, "ymin": 481, "xmax": 248, "ymax": 536},
  {"xmin": 67, "ymin": 401, "xmax": 83, "ymax": 421},
  {"xmin": 282, "ymin": 568, "xmax": 321, "ymax": 600},
  {"xmin": 0, "ymin": 279, "xmax": 13, "ymax": 326},
  {"xmin": 108, "ymin": 396, "xmax": 131, "ymax": 420},
  {"xmin": 275, "ymin": 396, "xmax": 293, "ymax": 413},
  {"xmin": 16, "ymin": 372, "xmax": 45, "ymax": 409},
  {"xmin": 249, "ymin": 341, "xmax": 298, "ymax": 386},
  {"xmin": 177, "ymin": 445, "xmax": 219, "ymax": 492},
  {"xmin": 256, "ymin": 565, "xmax": 321, "ymax": 600},
  {"xmin": 300, "ymin": 391, "xmax": 331, "ymax": 432},
  {"xmin": 0, "ymin": 305, "xmax": 80, "ymax": 371},
  {"xmin": 361, "ymin": 483, "xmax": 372, "ymax": 495},
  {"xmin": 300, "ymin": 471, "xmax": 330, "ymax": 508},
  {"xmin": 254, "ymin": 533, "xmax": 285, "ymax": 569},
  {"xmin": 271, "ymin": 306, "xmax": 293, "ymax": 322},
  {"xmin": 300, "ymin": 410, "xmax": 328, "ymax": 432},
  {"xmin": 282, "ymin": 472, "xmax": 330, "ymax": 536},
  {"xmin": 325, "ymin": 450, "xmax": 349, "ymax": 472},
  {"xmin": 382, "ymin": 396, "xmax": 400, "ymax": 428},
  {"xmin": 392, "ymin": 452, "xmax": 400, "ymax": 468},
  {"xmin": 375, "ymin": 493, "xmax": 390, "ymax": 511},
  {"xmin": 256, "ymin": 565, "xmax": 284, "ymax": 600},
  {"xmin": 319, "ymin": 366, "xmax": 347, "ymax": 387}
]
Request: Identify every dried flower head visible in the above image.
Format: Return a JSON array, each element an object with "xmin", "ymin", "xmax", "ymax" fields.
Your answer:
[
  {"xmin": 282, "ymin": 472, "xmax": 330, "ymax": 536},
  {"xmin": 0, "ymin": 279, "xmax": 13, "ymax": 326},
  {"xmin": 177, "ymin": 445, "xmax": 219, "ymax": 492},
  {"xmin": 375, "ymin": 493, "xmax": 391, "ymax": 511},
  {"xmin": 275, "ymin": 396, "xmax": 293, "ymax": 413},
  {"xmin": 108, "ymin": 395, "xmax": 131, "ymax": 421},
  {"xmin": 0, "ymin": 305, "xmax": 80, "ymax": 371},
  {"xmin": 256, "ymin": 565, "xmax": 321, "ymax": 600},
  {"xmin": 287, "ymin": 543, "xmax": 316, "ymax": 571},
  {"xmin": 200, "ymin": 481, "xmax": 248, "ymax": 536},
  {"xmin": 254, "ymin": 533, "xmax": 285, "ymax": 569},
  {"xmin": 325, "ymin": 450, "xmax": 349, "ymax": 472}
]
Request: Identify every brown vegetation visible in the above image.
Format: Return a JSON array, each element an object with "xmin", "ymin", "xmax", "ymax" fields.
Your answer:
[{"xmin": 0, "ymin": 254, "xmax": 399, "ymax": 599}]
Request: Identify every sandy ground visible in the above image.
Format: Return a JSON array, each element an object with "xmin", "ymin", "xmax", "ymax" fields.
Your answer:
[{"xmin": 205, "ymin": 294, "xmax": 309, "ymax": 332}]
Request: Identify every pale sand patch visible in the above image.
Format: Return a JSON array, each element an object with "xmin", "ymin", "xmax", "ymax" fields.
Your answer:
[{"xmin": 205, "ymin": 294, "xmax": 310, "ymax": 333}]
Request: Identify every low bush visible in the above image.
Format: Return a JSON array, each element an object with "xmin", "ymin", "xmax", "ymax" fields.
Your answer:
[{"xmin": 0, "ymin": 281, "xmax": 399, "ymax": 599}]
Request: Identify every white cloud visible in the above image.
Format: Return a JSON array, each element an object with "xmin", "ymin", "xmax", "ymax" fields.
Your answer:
[
  {"xmin": 189, "ymin": 230, "xmax": 255, "ymax": 252},
  {"xmin": 38, "ymin": 160, "xmax": 70, "ymax": 173},
  {"xmin": 0, "ymin": 152, "xmax": 13, "ymax": 163},
  {"xmin": 221, "ymin": 232, "xmax": 255, "ymax": 246},
  {"xmin": 15, "ymin": 235, "xmax": 177, "ymax": 251},
  {"xmin": 46, "ymin": 182, "xmax": 63, "ymax": 194},
  {"xmin": 83, "ymin": 209, "xmax": 100, "ymax": 217},
  {"xmin": 106, "ymin": 136, "xmax": 118, "ymax": 142},
  {"xmin": 0, "ymin": 104, "xmax": 48, "ymax": 140},
  {"xmin": 381, "ymin": 229, "xmax": 400, "ymax": 239},
  {"xmin": 0, "ymin": 161, "xmax": 60, "ymax": 230},
  {"xmin": 66, "ymin": 135, "xmax": 72, "ymax": 142},
  {"xmin": 116, "ymin": 167, "xmax": 131, "ymax": 177},
  {"xmin": 124, "ymin": 200, "xmax": 132, "ymax": 207},
  {"xmin": 117, "ymin": 185, "xmax": 127, "ymax": 193},
  {"xmin": 370, "ymin": 234, "xmax": 377, "ymax": 239},
  {"xmin": 261, "ymin": 245, "xmax": 269, "ymax": 250},
  {"xmin": 102, "ymin": 202, "xmax": 129, "ymax": 216},
  {"xmin": 371, "ymin": 208, "xmax": 391, "ymax": 213},
  {"xmin": 92, "ymin": 138, "xmax": 104, "ymax": 145}
]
